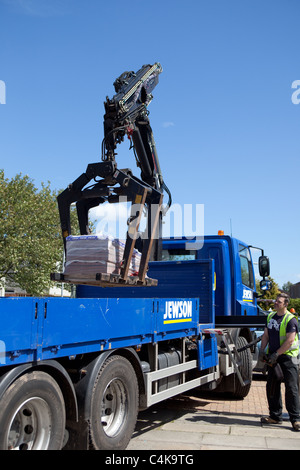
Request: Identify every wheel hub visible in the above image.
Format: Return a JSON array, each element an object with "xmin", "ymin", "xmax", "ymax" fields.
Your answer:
[
  {"xmin": 101, "ymin": 378, "xmax": 128, "ymax": 437},
  {"xmin": 7, "ymin": 397, "xmax": 52, "ymax": 450}
]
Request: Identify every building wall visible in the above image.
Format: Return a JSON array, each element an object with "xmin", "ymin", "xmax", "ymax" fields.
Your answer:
[{"xmin": 290, "ymin": 282, "xmax": 300, "ymax": 299}]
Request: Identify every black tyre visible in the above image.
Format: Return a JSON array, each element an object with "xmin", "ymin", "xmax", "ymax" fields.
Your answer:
[
  {"xmin": 0, "ymin": 371, "xmax": 66, "ymax": 450},
  {"xmin": 89, "ymin": 355, "xmax": 139, "ymax": 450},
  {"xmin": 213, "ymin": 336, "xmax": 252, "ymax": 398},
  {"xmin": 230, "ymin": 336, "xmax": 253, "ymax": 398}
]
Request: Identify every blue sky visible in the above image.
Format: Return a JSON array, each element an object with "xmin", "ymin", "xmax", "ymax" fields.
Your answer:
[{"xmin": 0, "ymin": 0, "xmax": 299, "ymax": 288}]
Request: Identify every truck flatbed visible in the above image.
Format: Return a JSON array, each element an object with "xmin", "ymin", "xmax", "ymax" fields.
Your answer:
[
  {"xmin": 1, "ymin": 260, "xmax": 215, "ymax": 368},
  {"xmin": 1, "ymin": 295, "xmax": 209, "ymax": 367}
]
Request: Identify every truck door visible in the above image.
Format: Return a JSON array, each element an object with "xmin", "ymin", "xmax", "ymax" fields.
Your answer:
[{"xmin": 237, "ymin": 243, "xmax": 256, "ymax": 316}]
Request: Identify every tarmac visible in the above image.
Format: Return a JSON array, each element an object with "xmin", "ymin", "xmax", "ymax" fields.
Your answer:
[{"xmin": 127, "ymin": 374, "xmax": 300, "ymax": 451}]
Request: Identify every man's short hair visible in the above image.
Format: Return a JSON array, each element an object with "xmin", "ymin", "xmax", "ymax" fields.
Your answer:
[{"xmin": 277, "ymin": 292, "xmax": 290, "ymax": 306}]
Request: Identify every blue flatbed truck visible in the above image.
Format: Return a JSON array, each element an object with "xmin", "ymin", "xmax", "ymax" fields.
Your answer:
[
  {"xmin": 0, "ymin": 64, "xmax": 271, "ymax": 450},
  {"xmin": 0, "ymin": 234, "xmax": 269, "ymax": 450}
]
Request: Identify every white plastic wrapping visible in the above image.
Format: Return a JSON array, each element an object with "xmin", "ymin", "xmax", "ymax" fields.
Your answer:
[{"xmin": 64, "ymin": 234, "xmax": 141, "ymax": 278}]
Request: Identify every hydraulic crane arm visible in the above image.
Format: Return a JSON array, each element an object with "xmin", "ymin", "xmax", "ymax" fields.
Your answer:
[
  {"xmin": 55, "ymin": 63, "xmax": 171, "ymax": 286},
  {"xmin": 102, "ymin": 62, "xmax": 171, "ymax": 202}
]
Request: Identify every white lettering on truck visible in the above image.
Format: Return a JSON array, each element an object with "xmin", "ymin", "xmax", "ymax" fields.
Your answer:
[
  {"xmin": 243, "ymin": 289, "xmax": 253, "ymax": 302},
  {"xmin": 164, "ymin": 301, "xmax": 193, "ymax": 324}
]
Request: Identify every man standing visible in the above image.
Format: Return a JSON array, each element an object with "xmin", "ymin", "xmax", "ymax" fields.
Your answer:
[{"xmin": 260, "ymin": 293, "xmax": 300, "ymax": 431}]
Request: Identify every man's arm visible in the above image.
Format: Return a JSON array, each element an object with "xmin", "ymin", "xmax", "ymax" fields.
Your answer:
[{"xmin": 260, "ymin": 327, "xmax": 269, "ymax": 352}]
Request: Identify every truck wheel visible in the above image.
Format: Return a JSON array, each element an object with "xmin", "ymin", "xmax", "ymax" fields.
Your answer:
[
  {"xmin": 89, "ymin": 355, "xmax": 139, "ymax": 450},
  {"xmin": 212, "ymin": 336, "xmax": 252, "ymax": 398},
  {"xmin": 0, "ymin": 371, "xmax": 66, "ymax": 450},
  {"xmin": 231, "ymin": 336, "xmax": 252, "ymax": 398}
]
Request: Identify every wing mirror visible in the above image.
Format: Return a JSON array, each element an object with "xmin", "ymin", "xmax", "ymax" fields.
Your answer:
[
  {"xmin": 260, "ymin": 279, "xmax": 272, "ymax": 291},
  {"xmin": 259, "ymin": 256, "xmax": 271, "ymax": 292},
  {"xmin": 259, "ymin": 256, "xmax": 270, "ymax": 278}
]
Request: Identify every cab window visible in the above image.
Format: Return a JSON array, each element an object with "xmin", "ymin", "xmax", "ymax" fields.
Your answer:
[
  {"xmin": 162, "ymin": 249, "xmax": 197, "ymax": 261},
  {"xmin": 239, "ymin": 245, "xmax": 254, "ymax": 289}
]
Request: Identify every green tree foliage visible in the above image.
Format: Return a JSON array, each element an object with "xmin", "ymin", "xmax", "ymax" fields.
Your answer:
[
  {"xmin": 0, "ymin": 170, "xmax": 78, "ymax": 296},
  {"xmin": 282, "ymin": 281, "xmax": 293, "ymax": 294}
]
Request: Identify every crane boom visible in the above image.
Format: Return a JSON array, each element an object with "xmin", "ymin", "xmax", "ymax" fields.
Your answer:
[{"xmin": 55, "ymin": 63, "xmax": 171, "ymax": 286}]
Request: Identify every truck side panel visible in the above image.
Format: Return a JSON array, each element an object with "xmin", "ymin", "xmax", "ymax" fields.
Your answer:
[
  {"xmin": 42, "ymin": 297, "xmax": 200, "ymax": 359},
  {"xmin": 0, "ymin": 298, "xmax": 37, "ymax": 364},
  {"xmin": 77, "ymin": 259, "xmax": 215, "ymax": 325},
  {"xmin": 0, "ymin": 297, "xmax": 202, "ymax": 366}
]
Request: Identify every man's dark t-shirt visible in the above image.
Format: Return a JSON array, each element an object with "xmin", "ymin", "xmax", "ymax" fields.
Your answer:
[{"xmin": 266, "ymin": 313, "xmax": 299, "ymax": 354}]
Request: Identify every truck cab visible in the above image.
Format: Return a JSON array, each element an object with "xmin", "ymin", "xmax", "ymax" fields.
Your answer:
[{"xmin": 160, "ymin": 233, "xmax": 270, "ymax": 396}]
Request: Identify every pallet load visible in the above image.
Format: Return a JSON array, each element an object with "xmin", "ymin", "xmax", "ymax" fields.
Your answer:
[
  {"xmin": 51, "ymin": 233, "xmax": 158, "ymax": 287},
  {"xmin": 63, "ymin": 234, "xmax": 141, "ymax": 279}
]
